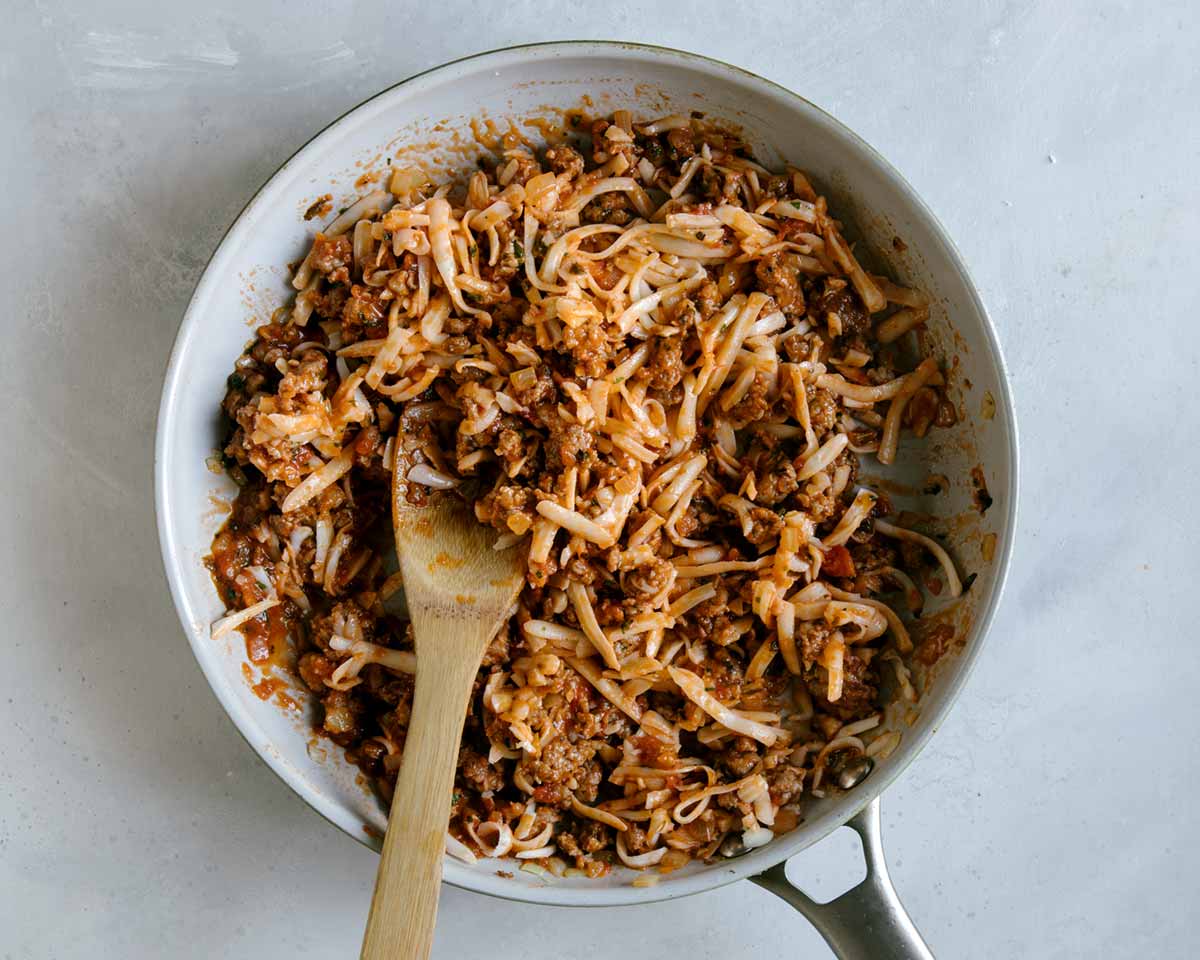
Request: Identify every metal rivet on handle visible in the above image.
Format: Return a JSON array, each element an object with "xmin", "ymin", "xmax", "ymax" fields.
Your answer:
[{"xmin": 836, "ymin": 755, "xmax": 875, "ymax": 790}]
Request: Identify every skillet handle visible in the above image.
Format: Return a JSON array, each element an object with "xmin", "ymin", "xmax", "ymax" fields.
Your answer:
[{"xmin": 750, "ymin": 797, "xmax": 934, "ymax": 960}]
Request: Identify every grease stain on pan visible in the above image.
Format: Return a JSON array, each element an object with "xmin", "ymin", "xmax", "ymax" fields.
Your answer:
[
  {"xmin": 203, "ymin": 493, "xmax": 232, "ymax": 523},
  {"xmin": 241, "ymin": 662, "xmax": 303, "ymax": 713},
  {"xmin": 237, "ymin": 265, "xmax": 290, "ymax": 327},
  {"xmin": 428, "ymin": 551, "xmax": 466, "ymax": 572}
]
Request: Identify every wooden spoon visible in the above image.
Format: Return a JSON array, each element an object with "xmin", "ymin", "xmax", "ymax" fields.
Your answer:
[{"xmin": 359, "ymin": 481, "xmax": 525, "ymax": 960}]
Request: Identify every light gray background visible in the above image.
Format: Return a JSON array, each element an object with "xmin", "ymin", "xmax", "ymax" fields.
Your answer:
[{"xmin": 3, "ymin": 2, "xmax": 1197, "ymax": 957}]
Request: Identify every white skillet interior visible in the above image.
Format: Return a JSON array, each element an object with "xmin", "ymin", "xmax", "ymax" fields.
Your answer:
[{"xmin": 156, "ymin": 42, "xmax": 1017, "ymax": 907}]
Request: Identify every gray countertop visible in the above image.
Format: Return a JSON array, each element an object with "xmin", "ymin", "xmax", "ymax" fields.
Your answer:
[{"xmin": 3, "ymin": 2, "xmax": 1197, "ymax": 957}]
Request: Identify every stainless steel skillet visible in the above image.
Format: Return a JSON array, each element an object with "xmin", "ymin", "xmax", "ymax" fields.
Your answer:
[{"xmin": 155, "ymin": 41, "xmax": 1018, "ymax": 959}]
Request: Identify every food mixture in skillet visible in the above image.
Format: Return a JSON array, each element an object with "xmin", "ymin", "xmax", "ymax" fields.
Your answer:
[{"xmin": 207, "ymin": 109, "xmax": 963, "ymax": 878}]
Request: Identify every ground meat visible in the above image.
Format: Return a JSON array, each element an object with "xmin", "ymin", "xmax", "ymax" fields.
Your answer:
[
  {"xmin": 807, "ymin": 651, "xmax": 878, "ymax": 720},
  {"xmin": 480, "ymin": 624, "xmax": 511, "ymax": 667},
  {"xmin": 812, "ymin": 277, "xmax": 870, "ymax": 338},
  {"xmin": 502, "ymin": 151, "xmax": 542, "ymax": 186},
  {"xmin": 544, "ymin": 144, "xmax": 585, "ymax": 179},
  {"xmin": 698, "ymin": 653, "xmax": 744, "ymax": 703},
  {"xmin": 563, "ymin": 553, "xmax": 599, "ymax": 586},
  {"xmin": 556, "ymin": 831, "xmax": 583, "ymax": 860},
  {"xmin": 755, "ymin": 453, "xmax": 798, "ymax": 506},
  {"xmin": 766, "ymin": 764, "xmax": 805, "ymax": 806},
  {"xmin": 581, "ymin": 191, "xmax": 634, "ymax": 226},
  {"xmin": 542, "ymin": 412, "xmax": 594, "ymax": 469},
  {"xmin": 728, "ymin": 373, "xmax": 771, "ymax": 428},
  {"xmin": 519, "ymin": 737, "xmax": 602, "ymax": 806},
  {"xmin": 480, "ymin": 224, "xmax": 521, "ymax": 285},
  {"xmin": 798, "ymin": 619, "xmax": 835, "ymax": 665},
  {"xmin": 720, "ymin": 736, "xmax": 761, "ymax": 777},
  {"xmin": 694, "ymin": 280, "xmax": 721, "ymax": 320},
  {"xmin": 755, "ymin": 251, "xmax": 806, "ymax": 316},
  {"xmin": 644, "ymin": 335, "xmax": 684, "ymax": 392},
  {"xmin": 796, "ymin": 485, "xmax": 837, "ymax": 523},
  {"xmin": 227, "ymin": 417, "xmax": 310, "ymax": 487},
  {"xmin": 247, "ymin": 321, "xmax": 305, "ymax": 367},
  {"xmin": 626, "ymin": 556, "xmax": 674, "ymax": 596},
  {"xmin": 561, "ymin": 674, "xmax": 622, "ymax": 742},
  {"xmin": 351, "ymin": 424, "xmax": 383, "ymax": 469},
  {"xmin": 277, "ymin": 352, "xmax": 328, "ymax": 402},
  {"xmin": 560, "ymin": 319, "xmax": 608, "ymax": 378},
  {"xmin": 321, "ymin": 689, "xmax": 365, "ymax": 741},
  {"xmin": 807, "ymin": 385, "xmax": 839, "ymax": 436},
  {"xmin": 588, "ymin": 119, "xmax": 613, "ymax": 163},
  {"xmin": 745, "ymin": 506, "xmax": 784, "ymax": 545},
  {"xmin": 691, "ymin": 578, "xmax": 724, "ymax": 624},
  {"xmin": 361, "ymin": 665, "xmax": 413, "ymax": 709},
  {"xmin": 341, "ymin": 284, "xmax": 387, "ymax": 343},
  {"xmin": 848, "ymin": 536, "xmax": 897, "ymax": 572},
  {"xmin": 557, "ymin": 818, "xmax": 612, "ymax": 867},
  {"xmin": 309, "ymin": 601, "xmax": 375, "ymax": 658},
  {"xmin": 348, "ymin": 737, "xmax": 388, "ymax": 777},
  {"xmin": 697, "ymin": 164, "xmax": 732, "ymax": 203},
  {"xmin": 623, "ymin": 823, "xmax": 652, "ymax": 855},
  {"xmin": 309, "ymin": 233, "xmax": 352, "ymax": 284},
  {"xmin": 782, "ymin": 330, "xmax": 824, "ymax": 364},
  {"xmin": 578, "ymin": 819, "xmax": 610, "ymax": 852},
  {"xmin": 834, "ymin": 652, "xmax": 878, "ymax": 718},
  {"xmin": 493, "ymin": 425, "xmax": 539, "ymax": 478},
  {"xmin": 506, "ymin": 359, "xmax": 556, "ymax": 407},
  {"xmin": 708, "ymin": 617, "xmax": 744, "ymax": 647},
  {"xmin": 311, "ymin": 283, "xmax": 348, "ymax": 321},
  {"xmin": 297, "ymin": 651, "xmax": 334, "ymax": 692},
  {"xmin": 672, "ymin": 504, "xmax": 702, "ymax": 539},
  {"xmin": 459, "ymin": 746, "xmax": 506, "ymax": 793},
  {"xmin": 665, "ymin": 126, "xmax": 696, "ymax": 161},
  {"xmin": 593, "ymin": 598, "xmax": 624, "ymax": 626}
]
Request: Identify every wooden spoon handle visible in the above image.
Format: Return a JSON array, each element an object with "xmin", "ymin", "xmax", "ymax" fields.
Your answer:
[{"xmin": 359, "ymin": 638, "xmax": 477, "ymax": 960}]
